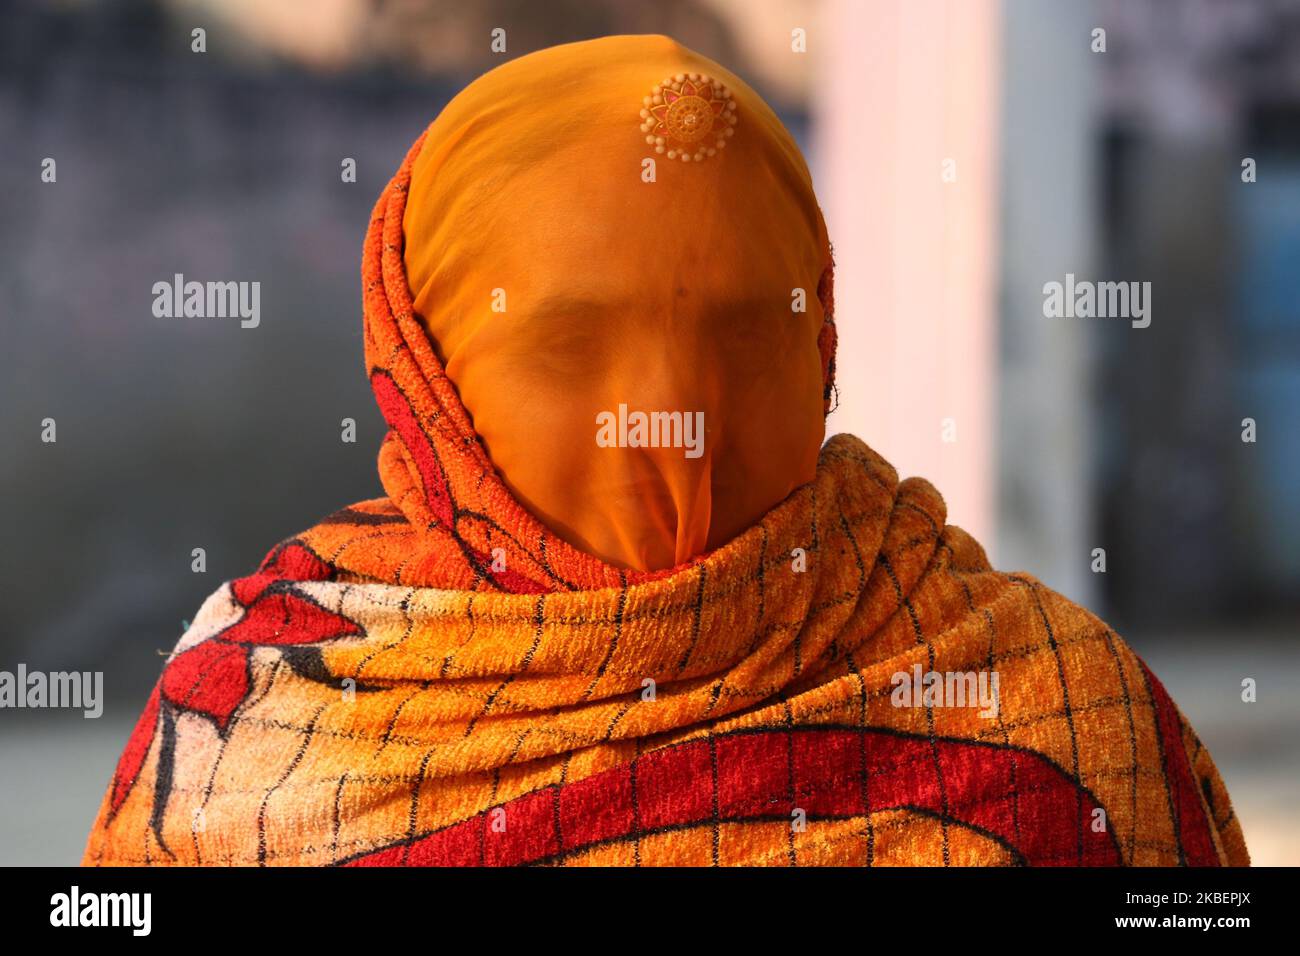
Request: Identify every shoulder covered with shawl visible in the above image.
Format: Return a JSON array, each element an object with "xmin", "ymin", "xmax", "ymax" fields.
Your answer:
[{"xmin": 83, "ymin": 138, "xmax": 1249, "ymax": 870}]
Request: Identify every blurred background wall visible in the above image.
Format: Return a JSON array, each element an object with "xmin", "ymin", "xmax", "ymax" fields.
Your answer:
[{"xmin": 1, "ymin": 0, "xmax": 1296, "ymax": 864}]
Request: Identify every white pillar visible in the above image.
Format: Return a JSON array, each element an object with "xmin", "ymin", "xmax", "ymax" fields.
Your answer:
[{"xmin": 813, "ymin": 0, "xmax": 1001, "ymax": 549}]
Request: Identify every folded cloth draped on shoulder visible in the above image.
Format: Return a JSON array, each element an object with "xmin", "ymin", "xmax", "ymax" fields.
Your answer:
[
  {"xmin": 82, "ymin": 428, "xmax": 1249, "ymax": 865},
  {"xmin": 83, "ymin": 38, "xmax": 1247, "ymax": 868}
]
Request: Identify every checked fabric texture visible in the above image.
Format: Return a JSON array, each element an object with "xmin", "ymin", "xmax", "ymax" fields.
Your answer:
[{"xmin": 83, "ymin": 137, "xmax": 1249, "ymax": 868}]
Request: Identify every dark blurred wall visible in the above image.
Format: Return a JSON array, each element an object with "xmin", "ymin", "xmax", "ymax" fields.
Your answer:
[
  {"xmin": 1094, "ymin": 0, "xmax": 1300, "ymax": 628},
  {"xmin": 1, "ymin": 1, "xmax": 448, "ymax": 703}
]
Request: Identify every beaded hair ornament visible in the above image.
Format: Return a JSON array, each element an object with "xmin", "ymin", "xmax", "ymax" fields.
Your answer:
[{"xmin": 639, "ymin": 72, "xmax": 738, "ymax": 162}]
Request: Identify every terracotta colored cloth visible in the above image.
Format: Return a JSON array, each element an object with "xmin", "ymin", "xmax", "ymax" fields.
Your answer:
[
  {"xmin": 84, "ymin": 37, "xmax": 1247, "ymax": 867},
  {"xmin": 403, "ymin": 36, "xmax": 832, "ymax": 571}
]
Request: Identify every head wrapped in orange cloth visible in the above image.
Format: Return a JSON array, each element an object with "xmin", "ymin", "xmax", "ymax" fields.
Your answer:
[
  {"xmin": 85, "ymin": 35, "xmax": 1247, "ymax": 871},
  {"xmin": 402, "ymin": 34, "xmax": 835, "ymax": 570}
]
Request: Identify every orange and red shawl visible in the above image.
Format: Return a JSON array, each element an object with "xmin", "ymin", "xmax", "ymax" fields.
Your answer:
[
  {"xmin": 81, "ymin": 132, "xmax": 1249, "ymax": 867},
  {"xmin": 81, "ymin": 140, "xmax": 1248, "ymax": 868}
]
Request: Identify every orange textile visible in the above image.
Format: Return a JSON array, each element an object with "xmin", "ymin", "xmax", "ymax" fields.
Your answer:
[
  {"xmin": 83, "ymin": 36, "xmax": 1247, "ymax": 867},
  {"xmin": 403, "ymin": 36, "xmax": 833, "ymax": 570}
]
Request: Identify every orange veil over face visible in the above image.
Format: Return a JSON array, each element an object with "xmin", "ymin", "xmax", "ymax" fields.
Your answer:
[{"xmin": 403, "ymin": 35, "xmax": 834, "ymax": 570}]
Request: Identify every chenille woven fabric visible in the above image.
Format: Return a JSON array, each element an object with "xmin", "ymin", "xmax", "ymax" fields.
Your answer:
[{"xmin": 84, "ymin": 39, "xmax": 1247, "ymax": 868}]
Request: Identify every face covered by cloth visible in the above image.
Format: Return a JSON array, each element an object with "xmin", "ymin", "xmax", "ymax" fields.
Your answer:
[{"xmin": 402, "ymin": 34, "xmax": 834, "ymax": 570}]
